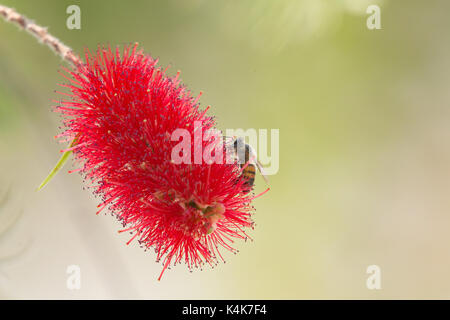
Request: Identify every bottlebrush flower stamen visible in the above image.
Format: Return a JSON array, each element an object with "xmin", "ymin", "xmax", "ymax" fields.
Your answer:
[
  {"xmin": 53, "ymin": 43, "xmax": 265, "ymax": 280},
  {"xmin": 0, "ymin": 5, "xmax": 269, "ymax": 280}
]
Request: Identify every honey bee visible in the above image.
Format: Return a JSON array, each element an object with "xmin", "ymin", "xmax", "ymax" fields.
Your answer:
[{"xmin": 224, "ymin": 136, "xmax": 268, "ymax": 189}]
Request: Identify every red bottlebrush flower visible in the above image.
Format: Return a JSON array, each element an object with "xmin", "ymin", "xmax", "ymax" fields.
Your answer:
[{"xmin": 55, "ymin": 44, "xmax": 267, "ymax": 280}]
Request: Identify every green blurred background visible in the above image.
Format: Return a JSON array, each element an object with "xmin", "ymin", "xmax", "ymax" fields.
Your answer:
[{"xmin": 1, "ymin": 0, "xmax": 450, "ymax": 299}]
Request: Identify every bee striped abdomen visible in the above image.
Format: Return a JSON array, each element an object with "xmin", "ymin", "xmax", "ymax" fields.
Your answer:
[{"xmin": 241, "ymin": 163, "xmax": 256, "ymax": 187}]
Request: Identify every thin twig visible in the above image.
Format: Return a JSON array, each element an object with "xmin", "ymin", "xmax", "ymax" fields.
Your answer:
[
  {"xmin": 0, "ymin": 5, "xmax": 82, "ymax": 66},
  {"xmin": 0, "ymin": 4, "xmax": 82, "ymax": 187}
]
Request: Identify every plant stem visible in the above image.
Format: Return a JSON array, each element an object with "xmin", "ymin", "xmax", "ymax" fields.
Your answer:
[
  {"xmin": 0, "ymin": 4, "xmax": 81, "ymax": 66},
  {"xmin": 0, "ymin": 4, "xmax": 82, "ymax": 189}
]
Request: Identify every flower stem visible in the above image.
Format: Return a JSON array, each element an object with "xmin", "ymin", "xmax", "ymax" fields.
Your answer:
[
  {"xmin": 0, "ymin": 5, "xmax": 83, "ymax": 190},
  {"xmin": 0, "ymin": 5, "xmax": 81, "ymax": 66}
]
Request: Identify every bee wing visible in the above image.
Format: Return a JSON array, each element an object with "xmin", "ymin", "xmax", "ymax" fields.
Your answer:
[
  {"xmin": 255, "ymin": 160, "xmax": 270, "ymax": 184},
  {"xmin": 246, "ymin": 144, "xmax": 270, "ymax": 185}
]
